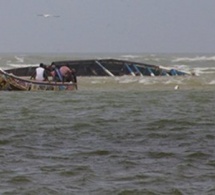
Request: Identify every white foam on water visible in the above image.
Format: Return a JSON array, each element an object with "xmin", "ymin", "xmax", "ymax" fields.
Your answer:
[
  {"xmin": 172, "ymin": 55, "xmax": 215, "ymax": 62},
  {"xmin": 15, "ymin": 56, "xmax": 24, "ymax": 63},
  {"xmin": 164, "ymin": 79, "xmax": 183, "ymax": 85},
  {"xmin": 120, "ymin": 55, "xmax": 140, "ymax": 59},
  {"xmin": 192, "ymin": 67, "xmax": 215, "ymax": 75},
  {"xmin": 91, "ymin": 80, "xmax": 106, "ymax": 84},
  {"xmin": 8, "ymin": 63, "xmax": 39, "ymax": 68},
  {"xmin": 208, "ymin": 80, "xmax": 215, "ymax": 85},
  {"xmin": 118, "ymin": 77, "xmax": 138, "ymax": 84},
  {"xmin": 138, "ymin": 77, "xmax": 158, "ymax": 85}
]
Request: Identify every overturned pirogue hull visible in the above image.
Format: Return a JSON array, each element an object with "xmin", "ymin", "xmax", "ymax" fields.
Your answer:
[
  {"xmin": 5, "ymin": 58, "xmax": 189, "ymax": 77},
  {"xmin": 0, "ymin": 69, "xmax": 77, "ymax": 91}
]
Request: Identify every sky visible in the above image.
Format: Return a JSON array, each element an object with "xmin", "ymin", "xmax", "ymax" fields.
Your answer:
[{"xmin": 0, "ymin": 0, "xmax": 215, "ymax": 53}]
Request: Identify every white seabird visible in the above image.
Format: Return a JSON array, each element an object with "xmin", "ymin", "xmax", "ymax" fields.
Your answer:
[
  {"xmin": 174, "ymin": 85, "xmax": 179, "ymax": 90},
  {"xmin": 37, "ymin": 14, "xmax": 60, "ymax": 18}
]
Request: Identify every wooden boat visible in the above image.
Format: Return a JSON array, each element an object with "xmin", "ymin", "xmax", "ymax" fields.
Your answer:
[
  {"xmin": 5, "ymin": 58, "xmax": 190, "ymax": 77},
  {"xmin": 0, "ymin": 69, "xmax": 77, "ymax": 91}
]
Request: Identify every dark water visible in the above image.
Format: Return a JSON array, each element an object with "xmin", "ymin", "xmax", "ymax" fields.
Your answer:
[
  {"xmin": 0, "ymin": 88, "xmax": 215, "ymax": 195},
  {"xmin": 1, "ymin": 53, "xmax": 215, "ymax": 194}
]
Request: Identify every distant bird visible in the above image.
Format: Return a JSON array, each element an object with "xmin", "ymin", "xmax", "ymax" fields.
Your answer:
[
  {"xmin": 37, "ymin": 14, "xmax": 60, "ymax": 18},
  {"xmin": 174, "ymin": 85, "xmax": 179, "ymax": 90}
]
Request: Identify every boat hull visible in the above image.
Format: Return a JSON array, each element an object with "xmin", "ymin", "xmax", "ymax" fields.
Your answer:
[
  {"xmin": 0, "ymin": 69, "xmax": 77, "ymax": 91},
  {"xmin": 5, "ymin": 59, "xmax": 189, "ymax": 77}
]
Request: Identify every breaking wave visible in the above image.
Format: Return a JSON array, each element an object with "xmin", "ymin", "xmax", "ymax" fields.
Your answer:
[
  {"xmin": 14, "ymin": 55, "xmax": 25, "ymax": 63},
  {"xmin": 172, "ymin": 55, "xmax": 215, "ymax": 62},
  {"xmin": 8, "ymin": 63, "xmax": 39, "ymax": 68}
]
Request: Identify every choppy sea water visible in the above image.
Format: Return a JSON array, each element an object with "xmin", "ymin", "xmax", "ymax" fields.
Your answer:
[{"xmin": 0, "ymin": 53, "xmax": 215, "ymax": 194}]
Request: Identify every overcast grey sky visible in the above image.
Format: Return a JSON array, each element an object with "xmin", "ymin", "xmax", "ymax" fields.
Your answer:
[{"xmin": 0, "ymin": 0, "xmax": 215, "ymax": 53}]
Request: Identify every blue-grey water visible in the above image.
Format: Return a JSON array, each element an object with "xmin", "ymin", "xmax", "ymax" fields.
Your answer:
[{"xmin": 0, "ymin": 53, "xmax": 215, "ymax": 194}]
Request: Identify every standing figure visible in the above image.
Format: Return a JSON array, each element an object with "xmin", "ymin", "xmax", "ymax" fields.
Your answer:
[
  {"xmin": 31, "ymin": 63, "xmax": 49, "ymax": 81},
  {"xmin": 50, "ymin": 64, "xmax": 75, "ymax": 83},
  {"xmin": 50, "ymin": 64, "xmax": 63, "ymax": 82}
]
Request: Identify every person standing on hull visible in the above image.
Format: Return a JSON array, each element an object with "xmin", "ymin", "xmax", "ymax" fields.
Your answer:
[
  {"xmin": 50, "ymin": 63, "xmax": 63, "ymax": 82},
  {"xmin": 50, "ymin": 63, "xmax": 76, "ymax": 83},
  {"xmin": 60, "ymin": 65, "xmax": 73, "ymax": 82},
  {"xmin": 31, "ymin": 63, "xmax": 49, "ymax": 81}
]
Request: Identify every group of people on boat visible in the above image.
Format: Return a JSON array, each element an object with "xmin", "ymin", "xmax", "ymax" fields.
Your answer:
[{"xmin": 31, "ymin": 63, "xmax": 77, "ymax": 84}]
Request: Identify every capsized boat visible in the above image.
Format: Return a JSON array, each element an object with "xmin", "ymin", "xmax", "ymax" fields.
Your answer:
[
  {"xmin": 5, "ymin": 59, "xmax": 190, "ymax": 77},
  {"xmin": 0, "ymin": 69, "xmax": 77, "ymax": 91}
]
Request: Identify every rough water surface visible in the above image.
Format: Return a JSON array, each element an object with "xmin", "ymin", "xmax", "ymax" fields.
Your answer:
[{"xmin": 0, "ymin": 53, "xmax": 215, "ymax": 194}]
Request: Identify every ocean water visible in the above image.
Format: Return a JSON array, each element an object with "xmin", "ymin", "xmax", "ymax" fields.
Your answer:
[{"xmin": 0, "ymin": 53, "xmax": 215, "ymax": 194}]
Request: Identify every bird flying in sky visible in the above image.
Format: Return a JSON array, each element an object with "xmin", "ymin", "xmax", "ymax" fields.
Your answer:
[{"xmin": 37, "ymin": 14, "xmax": 60, "ymax": 18}]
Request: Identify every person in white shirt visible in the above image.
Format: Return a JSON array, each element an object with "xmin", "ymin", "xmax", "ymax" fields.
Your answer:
[{"xmin": 31, "ymin": 63, "xmax": 49, "ymax": 81}]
